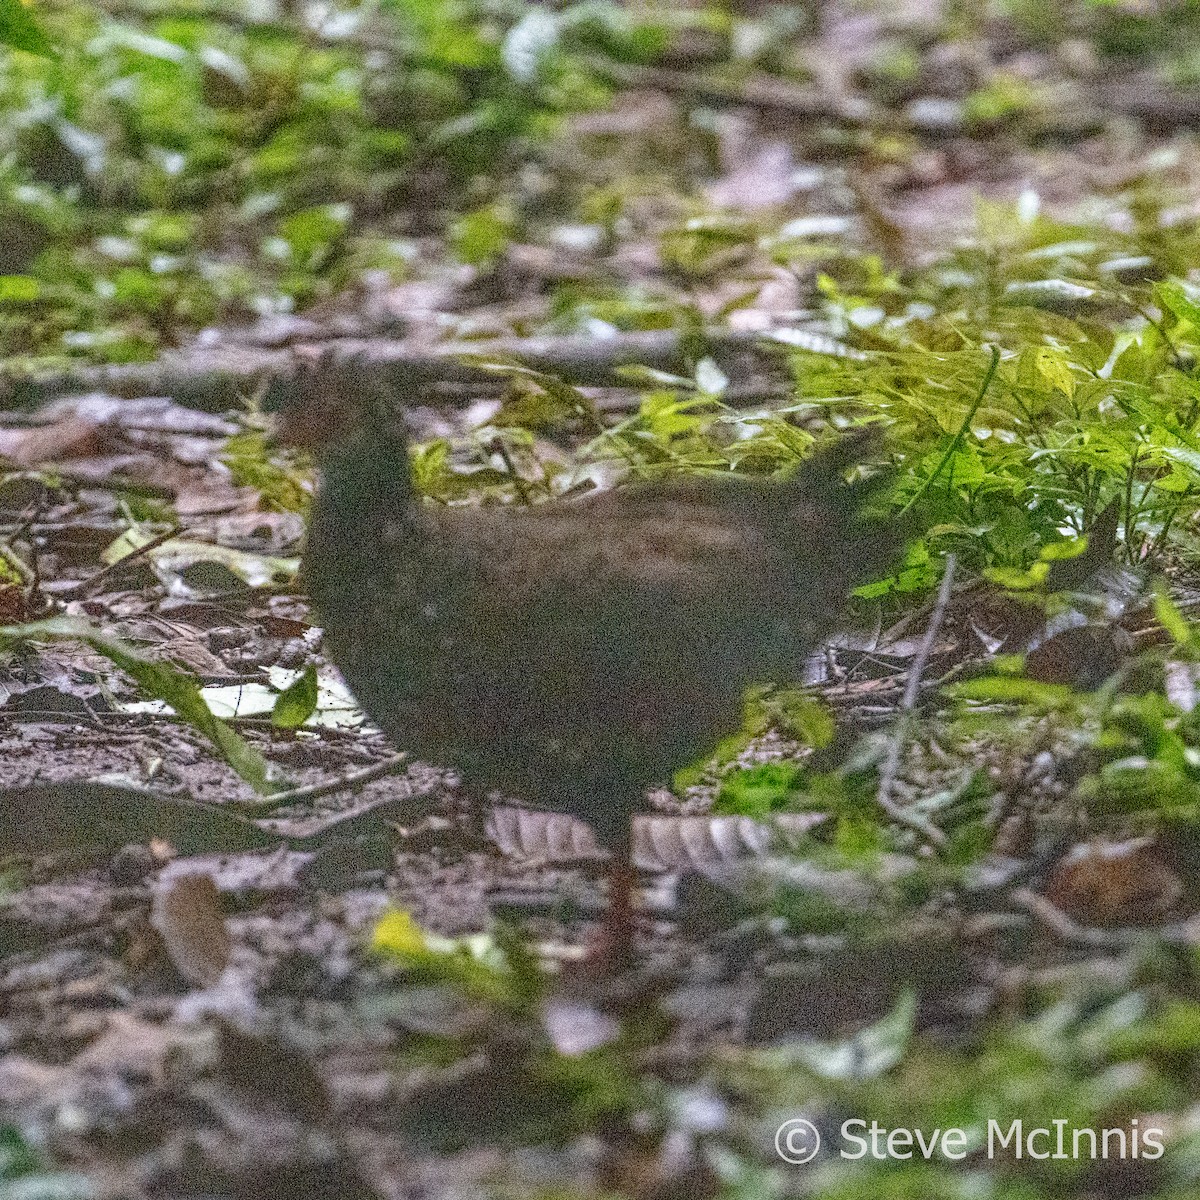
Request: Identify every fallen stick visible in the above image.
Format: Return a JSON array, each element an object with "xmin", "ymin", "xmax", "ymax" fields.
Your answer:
[
  {"xmin": 875, "ymin": 553, "xmax": 957, "ymax": 848},
  {"xmin": 0, "ymin": 327, "xmax": 781, "ymax": 412},
  {"xmin": 231, "ymin": 753, "xmax": 409, "ymax": 814}
]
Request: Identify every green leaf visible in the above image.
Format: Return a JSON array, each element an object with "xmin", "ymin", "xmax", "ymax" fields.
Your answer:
[
  {"xmin": 770, "ymin": 691, "xmax": 836, "ymax": 749},
  {"xmin": 372, "ymin": 907, "xmax": 537, "ymax": 1012},
  {"xmin": 637, "ymin": 390, "xmax": 709, "ymax": 440},
  {"xmin": 278, "ymin": 204, "xmax": 350, "ymax": 262},
  {"xmin": 983, "ymin": 561, "xmax": 1050, "ymax": 590},
  {"xmin": 272, "ymin": 664, "xmax": 318, "ymax": 728},
  {"xmin": 1033, "ymin": 345, "xmax": 1081, "ymax": 396},
  {"xmin": 713, "ymin": 762, "xmax": 806, "ymax": 818},
  {"xmin": 0, "ymin": 0, "xmax": 52, "ymax": 56},
  {"xmin": 949, "ymin": 675, "xmax": 1075, "ymax": 708},
  {"xmin": 0, "ymin": 618, "xmax": 280, "ymax": 795},
  {"xmin": 0, "ymin": 275, "xmax": 39, "ymax": 302},
  {"xmin": 1154, "ymin": 585, "xmax": 1193, "ymax": 648},
  {"xmin": 1157, "ymin": 279, "xmax": 1200, "ymax": 329},
  {"xmin": 1038, "ymin": 535, "xmax": 1088, "ymax": 562},
  {"xmin": 450, "ymin": 204, "xmax": 515, "ymax": 267},
  {"xmin": 1158, "ymin": 443, "xmax": 1200, "ymax": 479},
  {"xmin": 408, "ymin": 438, "xmax": 452, "ymax": 497}
]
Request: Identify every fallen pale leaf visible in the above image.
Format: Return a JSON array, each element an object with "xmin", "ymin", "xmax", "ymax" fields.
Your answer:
[
  {"xmin": 486, "ymin": 807, "xmax": 826, "ymax": 871},
  {"xmin": 151, "ymin": 872, "xmax": 231, "ymax": 987}
]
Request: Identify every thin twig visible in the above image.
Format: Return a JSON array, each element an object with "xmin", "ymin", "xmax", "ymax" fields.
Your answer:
[
  {"xmin": 487, "ymin": 436, "xmax": 537, "ymax": 506},
  {"xmin": 63, "ymin": 526, "xmax": 181, "ymax": 600},
  {"xmin": 231, "ymin": 753, "xmax": 409, "ymax": 814},
  {"xmin": 1010, "ymin": 887, "xmax": 1144, "ymax": 951},
  {"xmin": 875, "ymin": 553, "xmax": 957, "ymax": 847},
  {"xmin": 900, "ymin": 346, "xmax": 1001, "ymax": 516}
]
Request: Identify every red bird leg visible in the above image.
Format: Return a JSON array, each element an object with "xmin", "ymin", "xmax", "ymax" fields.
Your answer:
[{"xmin": 584, "ymin": 831, "xmax": 638, "ymax": 972}]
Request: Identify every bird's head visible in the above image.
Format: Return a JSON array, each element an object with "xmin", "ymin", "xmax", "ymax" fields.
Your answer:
[
  {"xmin": 265, "ymin": 354, "xmax": 416, "ymax": 514},
  {"xmin": 264, "ymin": 354, "xmax": 409, "ymax": 463}
]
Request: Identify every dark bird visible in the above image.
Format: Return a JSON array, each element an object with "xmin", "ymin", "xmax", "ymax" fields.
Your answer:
[{"xmin": 272, "ymin": 361, "xmax": 905, "ymax": 966}]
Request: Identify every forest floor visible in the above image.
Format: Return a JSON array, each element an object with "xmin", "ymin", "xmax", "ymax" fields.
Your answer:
[{"xmin": 3, "ymin": 2, "xmax": 1200, "ymax": 1199}]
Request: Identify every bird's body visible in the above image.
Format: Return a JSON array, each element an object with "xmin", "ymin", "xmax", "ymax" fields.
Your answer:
[
  {"xmin": 277, "ymin": 365, "xmax": 903, "ymax": 957},
  {"xmin": 308, "ymin": 468, "xmax": 880, "ymax": 842}
]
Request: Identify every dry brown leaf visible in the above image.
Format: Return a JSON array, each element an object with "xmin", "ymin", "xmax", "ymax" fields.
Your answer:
[
  {"xmin": 1043, "ymin": 838, "xmax": 1183, "ymax": 927},
  {"xmin": 73, "ymin": 1012, "xmax": 211, "ymax": 1082},
  {"xmin": 486, "ymin": 807, "xmax": 604, "ymax": 862},
  {"xmin": 705, "ymin": 120, "xmax": 799, "ymax": 211},
  {"xmin": 0, "ymin": 1056, "xmax": 73, "ymax": 1109},
  {"xmin": 0, "ymin": 416, "xmax": 109, "ymax": 466},
  {"xmin": 150, "ymin": 871, "xmax": 231, "ymax": 986},
  {"xmin": 486, "ymin": 807, "xmax": 825, "ymax": 871},
  {"xmin": 174, "ymin": 482, "xmax": 258, "ymax": 516}
]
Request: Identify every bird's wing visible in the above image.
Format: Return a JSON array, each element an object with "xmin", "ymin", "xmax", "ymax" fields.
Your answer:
[
  {"xmin": 414, "ymin": 499, "xmax": 809, "ymax": 683},
  {"xmin": 383, "ymin": 502, "xmax": 792, "ymax": 788}
]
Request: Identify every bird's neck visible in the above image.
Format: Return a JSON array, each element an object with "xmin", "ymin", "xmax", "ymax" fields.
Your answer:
[{"xmin": 317, "ymin": 432, "xmax": 417, "ymax": 531}]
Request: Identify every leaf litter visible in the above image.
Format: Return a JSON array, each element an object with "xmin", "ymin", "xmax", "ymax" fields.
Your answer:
[{"xmin": 5, "ymin": 3, "xmax": 1200, "ymax": 1197}]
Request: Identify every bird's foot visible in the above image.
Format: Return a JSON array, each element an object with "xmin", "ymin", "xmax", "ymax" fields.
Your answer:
[
  {"xmin": 558, "ymin": 908, "xmax": 681, "ymax": 1019},
  {"xmin": 578, "ymin": 911, "xmax": 638, "ymax": 979},
  {"xmin": 561, "ymin": 852, "xmax": 644, "ymax": 984}
]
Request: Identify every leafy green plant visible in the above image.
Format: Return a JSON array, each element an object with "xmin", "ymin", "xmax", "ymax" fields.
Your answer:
[
  {"xmin": 713, "ymin": 761, "xmax": 807, "ymax": 818},
  {"xmin": 0, "ymin": 616, "xmax": 280, "ymax": 794},
  {"xmin": 220, "ymin": 428, "xmax": 311, "ymax": 514},
  {"xmin": 0, "ymin": 0, "xmax": 51, "ymax": 56},
  {"xmin": 373, "ymin": 907, "xmax": 544, "ymax": 1013},
  {"xmin": 963, "ymin": 73, "xmax": 1037, "ymax": 127},
  {"xmin": 371, "ymin": 907, "xmax": 661, "ymax": 1155},
  {"xmin": 0, "ymin": 0, "xmax": 651, "ymax": 362},
  {"xmin": 450, "ymin": 202, "xmax": 518, "ymax": 268}
]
